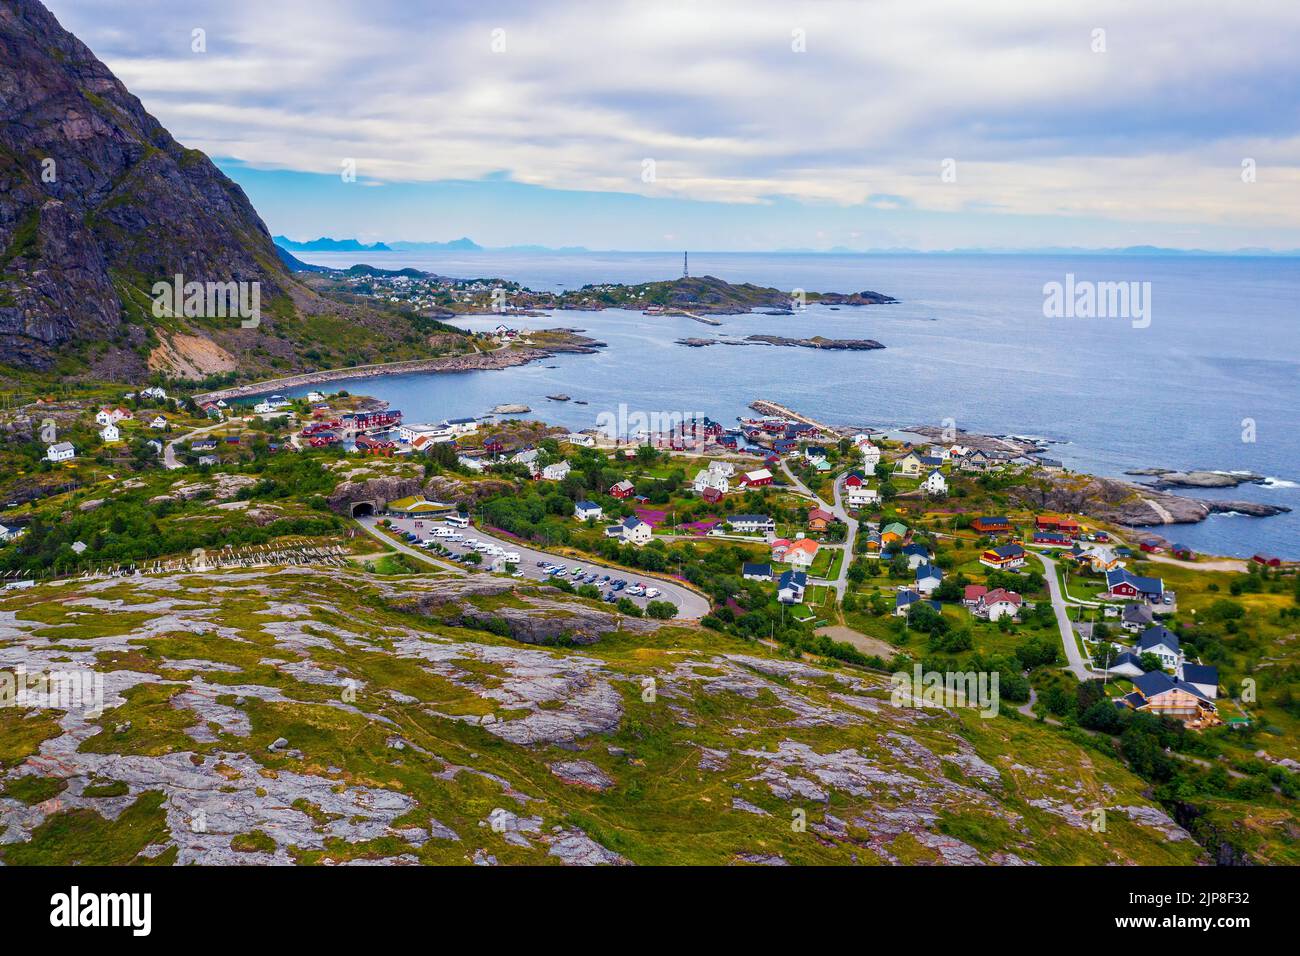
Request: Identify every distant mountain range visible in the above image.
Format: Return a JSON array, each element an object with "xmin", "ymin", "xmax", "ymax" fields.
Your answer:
[{"xmin": 275, "ymin": 237, "xmax": 1300, "ymax": 258}]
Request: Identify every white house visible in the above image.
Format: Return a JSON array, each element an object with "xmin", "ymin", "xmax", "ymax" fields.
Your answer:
[
  {"xmin": 976, "ymin": 588, "xmax": 1023, "ymax": 622},
  {"xmin": 98, "ymin": 423, "xmax": 121, "ymax": 443},
  {"xmin": 306, "ymin": 391, "xmax": 325, "ymax": 404},
  {"xmin": 692, "ymin": 468, "xmax": 729, "ymax": 495},
  {"xmin": 858, "ymin": 441, "xmax": 881, "ymax": 470},
  {"xmin": 253, "ymin": 395, "xmax": 292, "ymax": 415},
  {"xmin": 140, "ymin": 386, "xmax": 167, "ymax": 401},
  {"xmin": 95, "ymin": 407, "xmax": 131, "ymax": 426},
  {"xmin": 707, "ymin": 460, "xmax": 736, "ymax": 479},
  {"xmin": 846, "ymin": 484, "xmax": 880, "ymax": 508},
  {"xmin": 442, "ymin": 417, "xmax": 479, "ymax": 437},
  {"xmin": 400, "ymin": 422, "xmax": 454, "ymax": 444},
  {"xmin": 1178, "ymin": 662, "xmax": 1220, "ymax": 700},
  {"xmin": 610, "ymin": 516, "xmax": 653, "ymax": 546},
  {"xmin": 541, "ymin": 461, "xmax": 571, "ymax": 481},
  {"xmin": 46, "ymin": 441, "xmax": 75, "ymax": 463},
  {"xmin": 565, "ymin": 433, "xmax": 596, "ymax": 447},
  {"xmin": 728, "ymin": 514, "xmax": 775, "ymax": 534},
  {"xmin": 149, "ymin": 416, "xmax": 167, "ymax": 430},
  {"xmin": 1136, "ymin": 625, "xmax": 1181, "ymax": 671},
  {"xmin": 777, "ymin": 569, "xmax": 808, "ymax": 605},
  {"xmin": 922, "ymin": 469, "xmax": 948, "ymax": 496},
  {"xmin": 914, "ymin": 562, "xmax": 944, "ymax": 594},
  {"xmin": 457, "ymin": 455, "xmax": 486, "ymax": 473},
  {"xmin": 574, "ymin": 500, "xmax": 604, "ymax": 522}
]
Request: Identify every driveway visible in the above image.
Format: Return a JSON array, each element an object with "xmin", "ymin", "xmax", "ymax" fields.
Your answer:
[
  {"xmin": 380, "ymin": 515, "xmax": 711, "ymax": 620},
  {"xmin": 353, "ymin": 515, "xmax": 463, "ymax": 572}
]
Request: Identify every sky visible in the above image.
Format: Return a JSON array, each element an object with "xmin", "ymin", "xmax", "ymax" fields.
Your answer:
[{"xmin": 46, "ymin": 0, "xmax": 1300, "ymax": 251}]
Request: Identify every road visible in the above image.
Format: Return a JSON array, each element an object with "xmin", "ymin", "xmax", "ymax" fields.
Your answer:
[
  {"xmin": 163, "ymin": 420, "xmax": 228, "ymax": 470},
  {"xmin": 353, "ymin": 515, "xmax": 463, "ymax": 572},
  {"xmin": 779, "ymin": 459, "xmax": 855, "ymax": 599},
  {"xmin": 1034, "ymin": 551, "xmax": 1105, "ymax": 680},
  {"xmin": 378, "ymin": 514, "xmax": 711, "ymax": 620}
]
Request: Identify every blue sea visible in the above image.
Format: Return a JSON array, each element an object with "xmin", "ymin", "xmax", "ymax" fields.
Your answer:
[{"xmin": 293, "ymin": 251, "xmax": 1300, "ymax": 559}]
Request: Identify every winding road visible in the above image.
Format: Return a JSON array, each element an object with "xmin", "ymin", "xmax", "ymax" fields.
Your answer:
[{"xmin": 779, "ymin": 459, "xmax": 855, "ymax": 599}]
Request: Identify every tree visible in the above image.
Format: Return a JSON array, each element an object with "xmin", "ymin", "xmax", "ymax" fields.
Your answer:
[
  {"xmin": 1138, "ymin": 652, "xmax": 1164, "ymax": 673},
  {"xmin": 645, "ymin": 600, "xmax": 677, "ymax": 619}
]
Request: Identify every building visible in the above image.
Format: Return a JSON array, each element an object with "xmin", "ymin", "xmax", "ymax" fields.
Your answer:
[
  {"xmin": 881, "ymin": 522, "xmax": 908, "ymax": 545},
  {"xmin": 922, "ymin": 469, "xmax": 947, "ymax": 496},
  {"xmin": 895, "ymin": 589, "xmax": 941, "ymax": 617},
  {"xmin": 610, "ymin": 479, "xmax": 635, "ymax": 499},
  {"xmin": 574, "ymin": 501, "xmax": 604, "ymax": 522},
  {"xmin": 980, "ymin": 543, "xmax": 1026, "ymax": 570},
  {"xmin": 149, "ymin": 416, "xmax": 168, "ymax": 430},
  {"xmin": 777, "ymin": 569, "xmax": 808, "ymax": 604},
  {"xmin": 737, "ymin": 468, "xmax": 773, "ymax": 488},
  {"xmin": 1032, "ymin": 530, "xmax": 1071, "ymax": 546},
  {"xmin": 729, "ymin": 514, "xmax": 775, "ymax": 534},
  {"xmin": 1136, "ymin": 625, "xmax": 1181, "ymax": 670},
  {"xmin": 98, "ymin": 423, "xmax": 121, "ymax": 443},
  {"xmin": 1106, "ymin": 567, "xmax": 1165, "ymax": 603},
  {"xmin": 970, "ymin": 516, "xmax": 1011, "ymax": 535},
  {"xmin": 1035, "ymin": 515, "xmax": 1081, "ymax": 536},
  {"xmin": 914, "ymin": 562, "xmax": 943, "ymax": 594},
  {"xmin": 442, "ymin": 417, "xmax": 479, "ymax": 437},
  {"xmin": 400, "ymin": 423, "xmax": 455, "ymax": 444},
  {"xmin": 742, "ymin": 562, "xmax": 772, "ymax": 581},
  {"xmin": 565, "ymin": 433, "xmax": 596, "ymax": 447},
  {"xmin": 807, "ymin": 507, "xmax": 835, "ymax": 532},
  {"xmin": 892, "ymin": 451, "xmax": 923, "ymax": 476},
  {"xmin": 975, "ymin": 588, "xmax": 1022, "ymax": 622},
  {"xmin": 692, "ymin": 468, "xmax": 730, "ymax": 496},
  {"xmin": 95, "ymin": 407, "xmax": 132, "ymax": 426},
  {"xmin": 783, "ymin": 537, "xmax": 820, "ymax": 569},
  {"xmin": 859, "ymin": 441, "xmax": 881, "ymax": 470},
  {"xmin": 1120, "ymin": 671, "xmax": 1218, "ymax": 727},
  {"xmin": 1178, "ymin": 662, "xmax": 1220, "ymax": 700},
  {"xmin": 1121, "ymin": 604, "xmax": 1156, "ymax": 632},
  {"xmin": 46, "ymin": 441, "xmax": 75, "ymax": 463},
  {"xmin": 1102, "ymin": 650, "xmax": 1146, "ymax": 679},
  {"xmin": 607, "ymin": 516, "xmax": 652, "ymax": 546},
  {"xmin": 846, "ymin": 484, "xmax": 879, "ymax": 508},
  {"xmin": 893, "ymin": 542, "xmax": 931, "ymax": 570},
  {"xmin": 1071, "ymin": 544, "xmax": 1120, "ymax": 573},
  {"xmin": 541, "ymin": 461, "xmax": 571, "ymax": 481},
  {"xmin": 962, "ymin": 584, "xmax": 988, "ymax": 608}
]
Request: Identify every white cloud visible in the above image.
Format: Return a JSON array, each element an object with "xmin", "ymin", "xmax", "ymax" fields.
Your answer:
[{"xmin": 47, "ymin": 0, "xmax": 1300, "ymax": 233}]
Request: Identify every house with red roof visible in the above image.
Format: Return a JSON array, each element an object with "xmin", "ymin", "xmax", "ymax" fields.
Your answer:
[{"xmin": 807, "ymin": 507, "xmax": 835, "ymax": 531}]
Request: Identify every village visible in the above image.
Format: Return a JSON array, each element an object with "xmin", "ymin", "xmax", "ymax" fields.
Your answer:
[{"xmin": 3, "ymin": 377, "xmax": 1296, "ymax": 748}]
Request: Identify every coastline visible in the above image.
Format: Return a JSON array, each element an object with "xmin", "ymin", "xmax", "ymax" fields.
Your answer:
[{"xmin": 192, "ymin": 337, "xmax": 602, "ymax": 404}]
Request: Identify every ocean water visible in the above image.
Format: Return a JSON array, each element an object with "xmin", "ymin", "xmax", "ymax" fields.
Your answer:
[{"xmin": 293, "ymin": 251, "xmax": 1300, "ymax": 559}]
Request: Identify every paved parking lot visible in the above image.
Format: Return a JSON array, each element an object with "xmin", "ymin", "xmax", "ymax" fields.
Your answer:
[{"xmin": 381, "ymin": 515, "xmax": 710, "ymax": 619}]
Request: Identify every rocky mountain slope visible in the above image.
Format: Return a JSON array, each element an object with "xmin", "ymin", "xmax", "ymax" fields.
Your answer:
[
  {"xmin": 0, "ymin": 564, "xmax": 1207, "ymax": 865},
  {"xmin": 0, "ymin": 0, "xmax": 454, "ymax": 380}
]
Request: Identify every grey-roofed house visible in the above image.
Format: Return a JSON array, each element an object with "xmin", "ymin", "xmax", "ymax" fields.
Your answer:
[
  {"xmin": 1179, "ymin": 662, "xmax": 1220, "ymax": 700},
  {"xmin": 1137, "ymin": 625, "xmax": 1180, "ymax": 670},
  {"xmin": 742, "ymin": 562, "xmax": 772, "ymax": 581}
]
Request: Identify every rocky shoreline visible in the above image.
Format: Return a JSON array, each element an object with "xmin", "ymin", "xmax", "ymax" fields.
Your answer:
[
  {"xmin": 1125, "ymin": 468, "xmax": 1269, "ymax": 490},
  {"xmin": 897, "ymin": 425, "xmax": 1289, "ymax": 528}
]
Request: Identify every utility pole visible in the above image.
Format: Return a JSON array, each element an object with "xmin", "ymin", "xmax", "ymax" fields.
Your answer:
[{"xmin": 683, "ymin": 251, "xmax": 689, "ymax": 278}]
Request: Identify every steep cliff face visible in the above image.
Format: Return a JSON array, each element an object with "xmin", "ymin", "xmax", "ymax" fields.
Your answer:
[{"xmin": 0, "ymin": 0, "xmax": 294, "ymax": 373}]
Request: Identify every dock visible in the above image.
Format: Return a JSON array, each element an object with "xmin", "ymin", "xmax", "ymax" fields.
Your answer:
[{"xmin": 748, "ymin": 400, "xmax": 845, "ymax": 436}]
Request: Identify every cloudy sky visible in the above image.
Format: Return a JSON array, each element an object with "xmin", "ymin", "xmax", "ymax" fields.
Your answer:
[{"xmin": 48, "ymin": 0, "xmax": 1300, "ymax": 250}]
